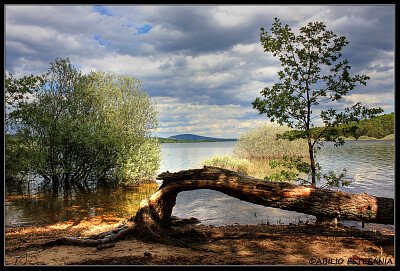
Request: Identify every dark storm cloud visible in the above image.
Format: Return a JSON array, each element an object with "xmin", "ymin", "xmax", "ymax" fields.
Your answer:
[
  {"xmin": 119, "ymin": 6, "xmax": 272, "ymax": 56},
  {"xmin": 5, "ymin": 6, "xmax": 109, "ymax": 75},
  {"xmin": 322, "ymin": 6, "xmax": 395, "ymax": 96}
]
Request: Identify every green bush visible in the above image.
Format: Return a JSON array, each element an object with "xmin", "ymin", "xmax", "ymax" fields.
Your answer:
[
  {"xmin": 233, "ymin": 124, "xmax": 308, "ymax": 159},
  {"xmin": 6, "ymin": 58, "xmax": 161, "ymax": 190}
]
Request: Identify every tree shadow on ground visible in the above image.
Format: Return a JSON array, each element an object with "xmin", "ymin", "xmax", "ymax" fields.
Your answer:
[{"xmin": 165, "ymin": 221, "xmax": 394, "ymax": 265}]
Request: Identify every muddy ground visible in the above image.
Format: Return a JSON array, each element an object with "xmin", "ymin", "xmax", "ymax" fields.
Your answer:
[{"xmin": 5, "ymin": 219, "xmax": 394, "ymax": 266}]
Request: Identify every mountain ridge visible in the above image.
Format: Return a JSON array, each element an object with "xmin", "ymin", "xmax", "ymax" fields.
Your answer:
[{"xmin": 167, "ymin": 133, "xmax": 236, "ymax": 142}]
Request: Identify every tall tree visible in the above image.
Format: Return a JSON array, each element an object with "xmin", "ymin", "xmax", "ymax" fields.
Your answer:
[
  {"xmin": 6, "ymin": 58, "xmax": 161, "ymax": 192},
  {"xmin": 252, "ymin": 18, "xmax": 383, "ymax": 187}
]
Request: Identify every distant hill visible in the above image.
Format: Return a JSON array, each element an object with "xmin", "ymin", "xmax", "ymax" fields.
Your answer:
[{"xmin": 165, "ymin": 134, "xmax": 236, "ymax": 142}]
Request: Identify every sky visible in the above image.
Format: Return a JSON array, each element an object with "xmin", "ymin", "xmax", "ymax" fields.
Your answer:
[{"xmin": 5, "ymin": 5, "xmax": 395, "ymax": 139}]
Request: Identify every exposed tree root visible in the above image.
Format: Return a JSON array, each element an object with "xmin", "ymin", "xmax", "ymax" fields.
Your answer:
[{"xmin": 41, "ymin": 221, "xmax": 137, "ymax": 248}]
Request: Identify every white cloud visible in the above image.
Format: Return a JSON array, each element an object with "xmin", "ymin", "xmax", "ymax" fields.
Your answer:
[
  {"xmin": 345, "ymin": 93, "xmax": 394, "ymax": 109},
  {"xmin": 153, "ymin": 96, "xmax": 269, "ymax": 138},
  {"xmin": 5, "ymin": 5, "xmax": 395, "ymax": 137},
  {"xmin": 211, "ymin": 6, "xmax": 262, "ymax": 27},
  {"xmin": 211, "ymin": 5, "xmax": 322, "ymax": 28},
  {"xmin": 232, "ymin": 43, "xmax": 262, "ymax": 55}
]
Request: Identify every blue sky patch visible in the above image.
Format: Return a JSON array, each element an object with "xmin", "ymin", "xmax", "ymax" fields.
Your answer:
[
  {"xmin": 92, "ymin": 5, "xmax": 112, "ymax": 16},
  {"xmin": 135, "ymin": 24, "xmax": 153, "ymax": 35},
  {"xmin": 94, "ymin": 35, "xmax": 111, "ymax": 46}
]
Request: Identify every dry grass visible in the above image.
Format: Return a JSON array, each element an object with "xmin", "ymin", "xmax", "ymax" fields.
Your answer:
[
  {"xmin": 378, "ymin": 134, "xmax": 394, "ymax": 140},
  {"xmin": 233, "ymin": 124, "xmax": 308, "ymax": 160},
  {"xmin": 200, "ymin": 124, "xmax": 310, "ymax": 181},
  {"xmin": 357, "ymin": 135, "xmax": 378, "ymax": 140},
  {"xmin": 200, "ymin": 155, "xmax": 307, "ymax": 181},
  {"xmin": 200, "ymin": 155, "xmax": 252, "ymax": 175}
]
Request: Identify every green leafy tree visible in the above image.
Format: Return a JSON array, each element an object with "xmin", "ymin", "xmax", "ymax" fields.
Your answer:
[
  {"xmin": 309, "ymin": 112, "xmax": 394, "ymax": 140},
  {"xmin": 5, "ymin": 72, "xmax": 46, "ymax": 132},
  {"xmin": 6, "ymin": 58, "xmax": 161, "ymax": 192},
  {"xmin": 5, "ymin": 72, "xmax": 46, "ymax": 180},
  {"xmin": 252, "ymin": 18, "xmax": 383, "ymax": 187}
]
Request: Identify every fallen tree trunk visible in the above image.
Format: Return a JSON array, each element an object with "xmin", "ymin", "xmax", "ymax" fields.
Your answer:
[
  {"xmin": 42, "ymin": 166, "xmax": 394, "ymax": 247},
  {"xmin": 131, "ymin": 166, "xmax": 394, "ymax": 240}
]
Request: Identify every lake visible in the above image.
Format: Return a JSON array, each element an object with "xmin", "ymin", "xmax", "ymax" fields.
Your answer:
[
  {"xmin": 162, "ymin": 140, "xmax": 394, "ymax": 230},
  {"xmin": 5, "ymin": 140, "xmax": 394, "ymax": 231}
]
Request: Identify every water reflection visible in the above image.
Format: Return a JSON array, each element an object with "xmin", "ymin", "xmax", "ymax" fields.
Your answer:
[
  {"xmin": 5, "ymin": 183, "xmax": 158, "ymax": 226},
  {"xmin": 316, "ymin": 141, "xmax": 394, "ymax": 198},
  {"xmin": 172, "ymin": 189, "xmax": 314, "ymax": 226},
  {"xmin": 159, "ymin": 141, "xmax": 236, "ymax": 173}
]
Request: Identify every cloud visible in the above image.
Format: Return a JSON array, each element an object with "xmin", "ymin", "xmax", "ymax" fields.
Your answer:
[
  {"xmin": 344, "ymin": 93, "xmax": 394, "ymax": 111},
  {"xmin": 154, "ymin": 96, "xmax": 268, "ymax": 138},
  {"xmin": 5, "ymin": 6, "xmax": 110, "ymax": 74},
  {"xmin": 319, "ymin": 6, "xmax": 394, "ymax": 77},
  {"xmin": 5, "ymin": 5, "xmax": 395, "ymax": 137}
]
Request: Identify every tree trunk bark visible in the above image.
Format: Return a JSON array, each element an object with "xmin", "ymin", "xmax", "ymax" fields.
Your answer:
[
  {"xmin": 307, "ymin": 139, "xmax": 316, "ymax": 187},
  {"xmin": 131, "ymin": 166, "xmax": 393, "ymax": 236}
]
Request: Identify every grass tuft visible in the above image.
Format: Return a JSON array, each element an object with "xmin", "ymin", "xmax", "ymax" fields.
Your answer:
[
  {"xmin": 200, "ymin": 155, "xmax": 252, "ymax": 175},
  {"xmin": 233, "ymin": 124, "xmax": 308, "ymax": 159}
]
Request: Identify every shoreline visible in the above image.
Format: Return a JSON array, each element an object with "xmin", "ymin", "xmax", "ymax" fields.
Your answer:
[
  {"xmin": 159, "ymin": 135, "xmax": 395, "ymax": 143},
  {"xmin": 5, "ymin": 220, "xmax": 394, "ymax": 266}
]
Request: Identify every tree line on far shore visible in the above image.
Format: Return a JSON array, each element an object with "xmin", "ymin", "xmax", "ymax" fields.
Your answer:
[{"xmin": 310, "ymin": 112, "xmax": 393, "ymax": 140}]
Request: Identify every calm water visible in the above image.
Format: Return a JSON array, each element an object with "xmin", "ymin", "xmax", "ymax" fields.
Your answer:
[
  {"xmin": 5, "ymin": 140, "xmax": 394, "ymax": 231},
  {"xmin": 162, "ymin": 140, "xmax": 395, "ymax": 230}
]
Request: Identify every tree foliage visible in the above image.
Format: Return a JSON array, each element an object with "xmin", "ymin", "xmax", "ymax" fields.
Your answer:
[
  {"xmin": 6, "ymin": 58, "xmax": 161, "ymax": 191},
  {"xmin": 252, "ymin": 18, "xmax": 383, "ymax": 187},
  {"xmin": 5, "ymin": 72, "xmax": 46, "ymax": 180},
  {"xmin": 311, "ymin": 112, "xmax": 394, "ymax": 140}
]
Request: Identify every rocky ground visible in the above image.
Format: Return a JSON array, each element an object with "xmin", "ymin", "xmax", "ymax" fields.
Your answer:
[{"xmin": 5, "ymin": 219, "xmax": 394, "ymax": 266}]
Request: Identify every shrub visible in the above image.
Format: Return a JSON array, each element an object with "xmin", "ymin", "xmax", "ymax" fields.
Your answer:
[
  {"xmin": 378, "ymin": 134, "xmax": 394, "ymax": 140},
  {"xmin": 357, "ymin": 135, "xmax": 378, "ymax": 140},
  {"xmin": 6, "ymin": 58, "xmax": 161, "ymax": 190},
  {"xmin": 200, "ymin": 154, "xmax": 252, "ymax": 175},
  {"xmin": 233, "ymin": 124, "xmax": 308, "ymax": 159},
  {"xmin": 200, "ymin": 155, "xmax": 307, "ymax": 182}
]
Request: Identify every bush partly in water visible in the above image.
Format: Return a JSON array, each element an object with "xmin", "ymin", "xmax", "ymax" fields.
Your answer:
[
  {"xmin": 233, "ymin": 124, "xmax": 308, "ymax": 159},
  {"xmin": 200, "ymin": 155, "xmax": 307, "ymax": 181},
  {"xmin": 200, "ymin": 154, "xmax": 252, "ymax": 175}
]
